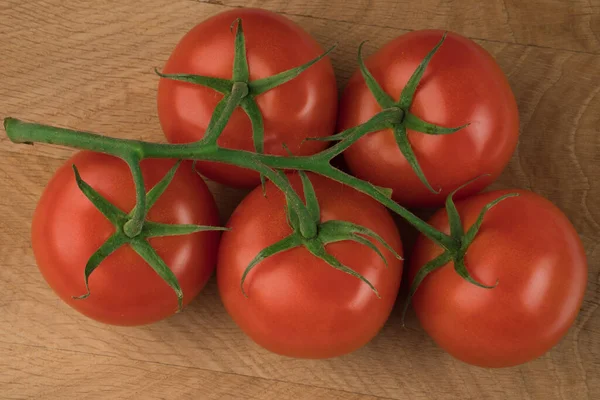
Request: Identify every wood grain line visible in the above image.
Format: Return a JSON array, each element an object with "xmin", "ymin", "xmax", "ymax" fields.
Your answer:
[{"xmin": 1, "ymin": 342, "xmax": 387, "ymax": 400}]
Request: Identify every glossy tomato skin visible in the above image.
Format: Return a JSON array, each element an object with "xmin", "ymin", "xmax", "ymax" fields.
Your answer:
[
  {"xmin": 410, "ymin": 190, "xmax": 587, "ymax": 367},
  {"xmin": 339, "ymin": 30, "xmax": 519, "ymax": 207},
  {"xmin": 217, "ymin": 173, "xmax": 403, "ymax": 358},
  {"xmin": 32, "ymin": 152, "xmax": 221, "ymax": 326},
  {"xmin": 158, "ymin": 9, "xmax": 337, "ymax": 188}
]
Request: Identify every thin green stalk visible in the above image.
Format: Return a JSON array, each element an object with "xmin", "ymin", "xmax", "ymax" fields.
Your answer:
[
  {"xmin": 320, "ymin": 167, "xmax": 455, "ymax": 248},
  {"xmin": 122, "ymin": 155, "xmax": 145, "ymax": 238},
  {"xmin": 200, "ymin": 81, "xmax": 249, "ymax": 146},
  {"xmin": 3, "ymin": 117, "xmax": 452, "ymax": 247},
  {"xmin": 317, "ymin": 107, "xmax": 402, "ymax": 160}
]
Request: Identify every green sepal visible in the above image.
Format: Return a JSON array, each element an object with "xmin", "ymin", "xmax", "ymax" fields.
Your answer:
[
  {"xmin": 129, "ymin": 160, "xmax": 182, "ymax": 218},
  {"xmin": 72, "ymin": 233, "xmax": 129, "ymax": 300},
  {"xmin": 123, "ymin": 156, "xmax": 146, "ymax": 238},
  {"xmin": 318, "ymin": 107, "xmax": 401, "ymax": 160},
  {"xmin": 454, "ymin": 257, "xmax": 498, "ymax": 289},
  {"xmin": 154, "ymin": 68, "xmax": 232, "ymax": 94},
  {"xmin": 342, "ymin": 233, "xmax": 389, "ymax": 267},
  {"xmin": 142, "ymin": 221, "xmax": 229, "ymax": 238},
  {"xmin": 240, "ymin": 234, "xmax": 303, "ymax": 296},
  {"xmin": 239, "ymin": 97, "xmax": 268, "ymax": 192},
  {"xmin": 445, "ymin": 185, "xmax": 464, "ymax": 240},
  {"xmin": 240, "ymin": 97, "xmax": 264, "ymax": 154},
  {"xmin": 404, "ymin": 112, "xmax": 469, "ymax": 135},
  {"xmin": 72, "ymin": 165, "xmax": 125, "ymax": 225},
  {"xmin": 318, "ymin": 220, "xmax": 402, "ymax": 262},
  {"xmin": 401, "ymin": 251, "xmax": 452, "ymax": 324},
  {"xmin": 463, "ymin": 192, "xmax": 519, "ymax": 247},
  {"xmin": 248, "ymin": 45, "xmax": 336, "ymax": 96},
  {"xmin": 281, "ymin": 142, "xmax": 293, "ymax": 156},
  {"xmin": 231, "ymin": 18, "xmax": 250, "ymax": 82},
  {"xmin": 272, "ymin": 168, "xmax": 300, "ymax": 231},
  {"xmin": 264, "ymin": 166, "xmax": 319, "ymax": 238},
  {"xmin": 305, "ymin": 240, "xmax": 380, "ymax": 298},
  {"xmin": 202, "ymin": 94, "xmax": 233, "ymax": 143},
  {"xmin": 393, "ymin": 125, "xmax": 439, "ymax": 194},
  {"xmin": 443, "ymin": 175, "xmax": 498, "ymax": 240},
  {"xmin": 357, "ymin": 41, "xmax": 394, "ymax": 108},
  {"xmin": 374, "ymin": 185, "xmax": 393, "ymax": 198},
  {"xmin": 398, "ymin": 32, "xmax": 447, "ymax": 109},
  {"xmin": 198, "ymin": 81, "xmax": 249, "ymax": 146},
  {"xmin": 130, "ymin": 239, "xmax": 184, "ymax": 312},
  {"xmin": 298, "ymin": 171, "xmax": 320, "ymax": 224},
  {"xmin": 285, "ymin": 196, "xmax": 301, "ymax": 230}
]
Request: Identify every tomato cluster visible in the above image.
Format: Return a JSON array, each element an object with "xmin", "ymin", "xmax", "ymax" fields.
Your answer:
[{"xmin": 26, "ymin": 8, "xmax": 586, "ymax": 368}]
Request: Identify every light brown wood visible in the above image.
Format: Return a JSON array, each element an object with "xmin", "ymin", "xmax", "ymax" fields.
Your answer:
[
  {"xmin": 0, "ymin": 0, "xmax": 599, "ymax": 399},
  {"xmin": 0, "ymin": 343, "xmax": 379, "ymax": 400},
  {"xmin": 206, "ymin": 0, "xmax": 600, "ymax": 54}
]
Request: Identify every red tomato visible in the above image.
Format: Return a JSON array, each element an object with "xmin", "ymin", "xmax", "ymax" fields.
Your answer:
[
  {"xmin": 409, "ymin": 190, "xmax": 587, "ymax": 367},
  {"xmin": 31, "ymin": 152, "xmax": 220, "ymax": 326},
  {"xmin": 217, "ymin": 173, "xmax": 403, "ymax": 358},
  {"xmin": 338, "ymin": 30, "xmax": 519, "ymax": 207},
  {"xmin": 157, "ymin": 9, "xmax": 337, "ymax": 188}
]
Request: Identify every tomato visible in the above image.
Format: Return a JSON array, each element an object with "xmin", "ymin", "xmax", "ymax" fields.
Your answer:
[
  {"xmin": 409, "ymin": 190, "xmax": 587, "ymax": 367},
  {"xmin": 157, "ymin": 9, "xmax": 338, "ymax": 188},
  {"xmin": 338, "ymin": 30, "xmax": 519, "ymax": 207},
  {"xmin": 31, "ymin": 151, "xmax": 220, "ymax": 326},
  {"xmin": 217, "ymin": 173, "xmax": 403, "ymax": 358}
]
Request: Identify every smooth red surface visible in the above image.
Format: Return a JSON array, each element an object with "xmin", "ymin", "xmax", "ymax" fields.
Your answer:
[
  {"xmin": 31, "ymin": 152, "xmax": 221, "ymax": 326},
  {"xmin": 339, "ymin": 30, "xmax": 519, "ymax": 207},
  {"xmin": 217, "ymin": 173, "xmax": 403, "ymax": 358},
  {"xmin": 157, "ymin": 9, "xmax": 337, "ymax": 188},
  {"xmin": 409, "ymin": 190, "xmax": 587, "ymax": 367}
]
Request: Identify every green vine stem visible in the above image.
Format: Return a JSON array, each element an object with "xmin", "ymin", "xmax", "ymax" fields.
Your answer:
[
  {"xmin": 3, "ymin": 115, "xmax": 453, "ymax": 249},
  {"xmin": 2, "ymin": 23, "xmax": 513, "ymax": 309}
]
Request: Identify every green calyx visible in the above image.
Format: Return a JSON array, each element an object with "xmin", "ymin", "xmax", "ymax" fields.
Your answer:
[
  {"xmin": 240, "ymin": 171, "xmax": 402, "ymax": 297},
  {"xmin": 346, "ymin": 33, "xmax": 470, "ymax": 193},
  {"xmin": 71, "ymin": 161, "xmax": 227, "ymax": 312},
  {"xmin": 155, "ymin": 18, "xmax": 335, "ymax": 154},
  {"xmin": 401, "ymin": 179, "xmax": 519, "ymax": 324}
]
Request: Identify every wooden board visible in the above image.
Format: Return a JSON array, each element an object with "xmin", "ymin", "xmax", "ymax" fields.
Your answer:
[{"xmin": 1, "ymin": 0, "xmax": 599, "ymax": 399}]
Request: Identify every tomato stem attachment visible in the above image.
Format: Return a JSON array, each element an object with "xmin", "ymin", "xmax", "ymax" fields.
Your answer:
[
  {"xmin": 401, "ymin": 181, "xmax": 519, "ymax": 325},
  {"xmin": 354, "ymin": 32, "xmax": 471, "ymax": 193},
  {"xmin": 199, "ymin": 81, "xmax": 249, "ymax": 147},
  {"xmin": 123, "ymin": 155, "xmax": 145, "ymax": 238},
  {"xmin": 240, "ymin": 172, "xmax": 401, "ymax": 298},
  {"xmin": 69, "ymin": 160, "xmax": 227, "ymax": 311}
]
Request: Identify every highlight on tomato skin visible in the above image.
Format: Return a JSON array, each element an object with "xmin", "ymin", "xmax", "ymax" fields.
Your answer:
[
  {"xmin": 31, "ymin": 152, "xmax": 222, "ymax": 326},
  {"xmin": 338, "ymin": 29, "xmax": 519, "ymax": 208},
  {"xmin": 408, "ymin": 189, "xmax": 587, "ymax": 368},
  {"xmin": 157, "ymin": 8, "xmax": 338, "ymax": 188},
  {"xmin": 217, "ymin": 173, "xmax": 403, "ymax": 359}
]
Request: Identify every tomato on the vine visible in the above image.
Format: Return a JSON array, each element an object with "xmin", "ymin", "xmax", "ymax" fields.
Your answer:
[
  {"xmin": 338, "ymin": 30, "xmax": 519, "ymax": 207},
  {"xmin": 32, "ymin": 152, "xmax": 221, "ymax": 326},
  {"xmin": 157, "ymin": 9, "xmax": 338, "ymax": 188},
  {"xmin": 409, "ymin": 189, "xmax": 587, "ymax": 367},
  {"xmin": 217, "ymin": 173, "xmax": 403, "ymax": 358}
]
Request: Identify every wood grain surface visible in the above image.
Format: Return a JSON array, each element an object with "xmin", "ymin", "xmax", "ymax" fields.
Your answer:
[{"xmin": 1, "ymin": 0, "xmax": 599, "ymax": 399}]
